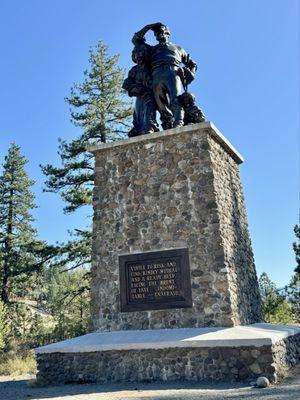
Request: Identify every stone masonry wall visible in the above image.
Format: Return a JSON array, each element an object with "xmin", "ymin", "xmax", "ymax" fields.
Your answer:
[
  {"xmin": 272, "ymin": 331, "xmax": 300, "ymax": 380},
  {"xmin": 35, "ymin": 331, "xmax": 300, "ymax": 385},
  {"xmin": 208, "ymin": 134, "xmax": 262, "ymax": 325},
  {"xmin": 36, "ymin": 344, "xmax": 276, "ymax": 385},
  {"xmin": 90, "ymin": 123, "xmax": 262, "ymax": 331}
]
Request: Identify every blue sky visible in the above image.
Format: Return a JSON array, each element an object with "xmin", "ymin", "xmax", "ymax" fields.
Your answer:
[{"xmin": 0, "ymin": 0, "xmax": 298, "ymax": 287}]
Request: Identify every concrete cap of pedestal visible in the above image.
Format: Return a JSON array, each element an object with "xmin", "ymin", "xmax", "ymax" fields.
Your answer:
[
  {"xmin": 35, "ymin": 323, "xmax": 300, "ymax": 354},
  {"xmin": 87, "ymin": 122, "xmax": 244, "ymax": 165}
]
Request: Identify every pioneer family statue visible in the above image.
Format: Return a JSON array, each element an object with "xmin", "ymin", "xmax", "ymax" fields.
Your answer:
[
  {"xmin": 35, "ymin": 22, "xmax": 300, "ymax": 387},
  {"xmin": 123, "ymin": 22, "xmax": 205, "ymax": 137}
]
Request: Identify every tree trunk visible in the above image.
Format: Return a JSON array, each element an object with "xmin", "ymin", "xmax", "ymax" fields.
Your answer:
[
  {"xmin": 80, "ymin": 293, "xmax": 83, "ymax": 333},
  {"xmin": 1, "ymin": 267, "xmax": 9, "ymax": 303},
  {"xmin": 1, "ymin": 188, "xmax": 13, "ymax": 303}
]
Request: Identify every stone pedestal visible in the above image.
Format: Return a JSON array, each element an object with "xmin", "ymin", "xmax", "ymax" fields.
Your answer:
[
  {"xmin": 89, "ymin": 122, "xmax": 262, "ymax": 331},
  {"xmin": 36, "ymin": 324, "xmax": 300, "ymax": 385},
  {"xmin": 35, "ymin": 123, "xmax": 300, "ymax": 385}
]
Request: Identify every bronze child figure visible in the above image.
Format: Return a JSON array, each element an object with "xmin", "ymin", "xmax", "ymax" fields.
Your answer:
[
  {"xmin": 178, "ymin": 92, "xmax": 205, "ymax": 125},
  {"xmin": 122, "ymin": 43, "xmax": 158, "ymax": 137}
]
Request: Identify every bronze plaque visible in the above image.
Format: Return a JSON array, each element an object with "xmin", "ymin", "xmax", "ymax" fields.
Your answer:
[{"xmin": 119, "ymin": 248, "xmax": 192, "ymax": 312}]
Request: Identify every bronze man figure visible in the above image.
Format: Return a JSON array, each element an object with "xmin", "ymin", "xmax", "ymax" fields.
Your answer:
[{"xmin": 124, "ymin": 23, "xmax": 205, "ymax": 136}]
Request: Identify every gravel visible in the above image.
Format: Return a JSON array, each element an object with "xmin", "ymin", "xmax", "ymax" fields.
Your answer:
[{"xmin": 0, "ymin": 366, "xmax": 299, "ymax": 400}]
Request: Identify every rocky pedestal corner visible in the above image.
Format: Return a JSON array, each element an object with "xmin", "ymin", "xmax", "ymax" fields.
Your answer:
[{"xmin": 89, "ymin": 121, "xmax": 262, "ymax": 331}]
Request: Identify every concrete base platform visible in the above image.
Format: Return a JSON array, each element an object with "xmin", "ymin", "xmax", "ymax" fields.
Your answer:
[{"xmin": 35, "ymin": 323, "xmax": 300, "ymax": 385}]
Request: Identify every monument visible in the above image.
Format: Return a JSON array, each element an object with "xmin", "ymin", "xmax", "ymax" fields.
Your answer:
[{"xmin": 35, "ymin": 24, "xmax": 300, "ymax": 385}]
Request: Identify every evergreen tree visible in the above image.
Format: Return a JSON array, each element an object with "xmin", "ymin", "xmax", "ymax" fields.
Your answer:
[
  {"xmin": 293, "ymin": 224, "xmax": 300, "ymax": 274},
  {"xmin": 285, "ymin": 225, "xmax": 300, "ymax": 322},
  {"xmin": 41, "ymin": 40, "xmax": 132, "ymax": 214},
  {"xmin": 266, "ymin": 299, "xmax": 294, "ymax": 325},
  {"xmin": 286, "ymin": 272, "xmax": 300, "ymax": 322},
  {"xmin": 43, "ymin": 266, "xmax": 89, "ymax": 339},
  {"xmin": 0, "ymin": 144, "xmax": 55, "ymax": 303},
  {"xmin": 40, "ymin": 40, "xmax": 132, "ymax": 289},
  {"xmin": 258, "ymin": 272, "xmax": 287, "ymax": 322}
]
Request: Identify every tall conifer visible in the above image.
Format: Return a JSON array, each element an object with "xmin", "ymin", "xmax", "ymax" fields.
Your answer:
[
  {"xmin": 0, "ymin": 144, "xmax": 55, "ymax": 303},
  {"xmin": 42, "ymin": 40, "xmax": 131, "ymax": 213},
  {"xmin": 293, "ymin": 225, "xmax": 300, "ymax": 274},
  {"xmin": 41, "ymin": 40, "xmax": 132, "ymax": 281}
]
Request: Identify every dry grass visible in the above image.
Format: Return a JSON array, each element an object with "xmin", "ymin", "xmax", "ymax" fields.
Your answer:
[{"xmin": 0, "ymin": 351, "xmax": 36, "ymax": 376}]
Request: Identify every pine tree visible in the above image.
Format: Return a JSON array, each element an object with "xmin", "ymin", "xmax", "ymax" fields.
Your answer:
[
  {"xmin": 293, "ymin": 224, "xmax": 300, "ymax": 274},
  {"xmin": 0, "ymin": 144, "xmax": 55, "ymax": 303},
  {"xmin": 44, "ymin": 266, "xmax": 90, "ymax": 340},
  {"xmin": 286, "ymin": 225, "xmax": 300, "ymax": 322},
  {"xmin": 258, "ymin": 272, "xmax": 286, "ymax": 322},
  {"xmin": 41, "ymin": 40, "xmax": 132, "ymax": 214},
  {"xmin": 286, "ymin": 273, "xmax": 300, "ymax": 322},
  {"xmin": 40, "ymin": 40, "xmax": 132, "ymax": 283}
]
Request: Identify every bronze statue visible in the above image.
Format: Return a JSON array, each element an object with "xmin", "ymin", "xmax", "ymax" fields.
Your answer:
[{"xmin": 123, "ymin": 23, "xmax": 205, "ymax": 136}]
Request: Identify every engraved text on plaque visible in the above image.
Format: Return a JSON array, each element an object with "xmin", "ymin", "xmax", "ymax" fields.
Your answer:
[{"xmin": 119, "ymin": 248, "xmax": 192, "ymax": 312}]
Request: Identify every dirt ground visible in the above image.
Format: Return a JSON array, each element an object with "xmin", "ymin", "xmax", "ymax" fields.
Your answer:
[{"xmin": 0, "ymin": 366, "xmax": 299, "ymax": 400}]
